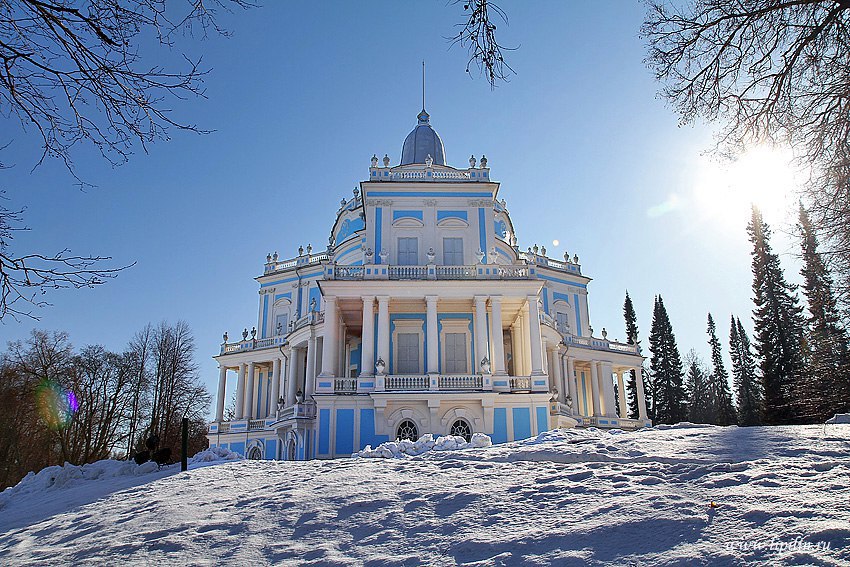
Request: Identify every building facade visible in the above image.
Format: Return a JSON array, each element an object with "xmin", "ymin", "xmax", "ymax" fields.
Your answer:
[{"xmin": 207, "ymin": 108, "xmax": 651, "ymax": 460}]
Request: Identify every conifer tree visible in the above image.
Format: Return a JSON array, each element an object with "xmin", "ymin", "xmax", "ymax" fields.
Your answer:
[
  {"xmin": 648, "ymin": 295, "xmax": 687, "ymax": 424},
  {"xmin": 748, "ymin": 206, "xmax": 807, "ymax": 425},
  {"xmin": 706, "ymin": 313, "xmax": 737, "ymax": 425},
  {"xmin": 729, "ymin": 316, "xmax": 762, "ymax": 426},
  {"xmin": 623, "ymin": 291, "xmax": 646, "ymax": 419},
  {"xmin": 798, "ymin": 205, "xmax": 850, "ymax": 421},
  {"xmin": 684, "ymin": 350, "xmax": 711, "ymax": 423}
]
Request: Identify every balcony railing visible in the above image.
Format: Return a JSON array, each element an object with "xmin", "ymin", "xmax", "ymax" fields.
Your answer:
[
  {"xmin": 333, "ymin": 263, "xmax": 532, "ymax": 281},
  {"xmin": 438, "ymin": 374, "xmax": 483, "ymax": 389},
  {"xmin": 221, "ymin": 333, "xmax": 288, "ymax": 354},
  {"xmin": 386, "ymin": 375, "xmax": 429, "ymax": 390},
  {"xmin": 248, "ymin": 419, "xmax": 265, "ymax": 431},
  {"xmin": 264, "ymin": 252, "xmax": 330, "ymax": 274},
  {"xmin": 334, "ymin": 378, "xmax": 357, "ymax": 393},
  {"xmin": 510, "ymin": 377, "xmax": 531, "ymax": 391},
  {"xmin": 278, "ymin": 401, "xmax": 317, "ymax": 420}
]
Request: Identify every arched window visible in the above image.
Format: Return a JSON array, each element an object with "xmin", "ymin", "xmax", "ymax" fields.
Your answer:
[
  {"xmin": 450, "ymin": 419, "xmax": 472, "ymax": 442},
  {"xmin": 397, "ymin": 419, "xmax": 418, "ymax": 441},
  {"xmin": 287, "ymin": 438, "xmax": 297, "ymax": 461},
  {"xmin": 247, "ymin": 446, "xmax": 263, "ymax": 460}
]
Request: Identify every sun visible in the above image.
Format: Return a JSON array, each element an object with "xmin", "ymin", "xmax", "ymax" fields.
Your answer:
[{"xmin": 693, "ymin": 145, "xmax": 799, "ymax": 227}]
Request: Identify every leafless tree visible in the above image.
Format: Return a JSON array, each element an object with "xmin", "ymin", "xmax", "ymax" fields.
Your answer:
[
  {"xmin": 642, "ymin": 0, "xmax": 850, "ymax": 311},
  {"xmin": 0, "ymin": 1, "xmax": 251, "ymax": 320},
  {"xmin": 448, "ymin": 0, "xmax": 516, "ymax": 88}
]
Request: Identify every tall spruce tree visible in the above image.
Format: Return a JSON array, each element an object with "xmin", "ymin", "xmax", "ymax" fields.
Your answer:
[
  {"xmin": 623, "ymin": 291, "xmax": 647, "ymax": 419},
  {"xmin": 648, "ymin": 295, "xmax": 688, "ymax": 424},
  {"xmin": 729, "ymin": 316, "xmax": 763, "ymax": 426},
  {"xmin": 798, "ymin": 205, "xmax": 850, "ymax": 421},
  {"xmin": 684, "ymin": 350, "xmax": 711, "ymax": 423},
  {"xmin": 748, "ymin": 206, "xmax": 807, "ymax": 425},
  {"xmin": 706, "ymin": 313, "xmax": 737, "ymax": 425}
]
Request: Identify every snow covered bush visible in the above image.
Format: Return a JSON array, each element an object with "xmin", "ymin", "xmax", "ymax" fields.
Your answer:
[{"xmin": 353, "ymin": 432, "xmax": 492, "ymax": 458}]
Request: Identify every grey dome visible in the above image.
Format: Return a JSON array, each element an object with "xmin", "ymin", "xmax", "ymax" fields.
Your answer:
[{"xmin": 400, "ymin": 110, "xmax": 446, "ymax": 166}]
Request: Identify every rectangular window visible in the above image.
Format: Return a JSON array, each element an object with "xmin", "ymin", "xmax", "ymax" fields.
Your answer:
[
  {"xmin": 397, "ymin": 237, "xmax": 418, "ymax": 265},
  {"xmin": 396, "ymin": 333, "xmax": 420, "ymax": 374},
  {"xmin": 444, "ymin": 332, "xmax": 468, "ymax": 374},
  {"xmin": 275, "ymin": 313, "xmax": 289, "ymax": 335},
  {"xmin": 443, "ymin": 237, "xmax": 464, "ymax": 265},
  {"xmin": 555, "ymin": 311, "xmax": 570, "ymax": 334}
]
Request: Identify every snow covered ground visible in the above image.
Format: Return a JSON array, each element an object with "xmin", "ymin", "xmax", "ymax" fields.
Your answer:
[{"xmin": 0, "ymin": 424, "xmax": 848, "ymax": 565}]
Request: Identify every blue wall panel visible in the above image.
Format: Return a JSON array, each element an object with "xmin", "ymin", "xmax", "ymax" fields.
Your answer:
[
  {"xmin": 536, "ymin": 406, "xmax": 548, "ymax": 435},
  {"xmin": 318, "ymin": 408, "xmax": 331, "ymax": 455},
  {"xmin": 335, "ymin": 408, "xmax": 355, "ymax": 455},
  {"xmin": 492, "ymin": 408, "xmax": 508, "ymax": 444},
  {"xmin": 359, "ymin": 408, "xmax": 389, "ymax": 450},
  {"xmin": 230, "ymin": 442, "xmax": 245, "ymax": 457},
  {"xmin": 512, "ymin": 407, "xmax": 532, "ymax": 441},
  {"xmin": 265, "ymin": 438, "xmax": 277, "ymax": 460}
]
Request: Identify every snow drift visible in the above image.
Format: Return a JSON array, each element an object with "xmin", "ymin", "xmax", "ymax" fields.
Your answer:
[{"xmin": 353, "ymin": 432, "xmax": 492, "ymax": 458}]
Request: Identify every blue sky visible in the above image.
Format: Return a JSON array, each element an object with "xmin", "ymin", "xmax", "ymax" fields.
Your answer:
[{"xmin": 0, "ymin": 1, "xmax": 804, "ymax": 413}]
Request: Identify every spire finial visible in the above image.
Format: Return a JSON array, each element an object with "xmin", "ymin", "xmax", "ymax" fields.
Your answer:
[{"xmin": 422, "ymin": 60, "xmax": 426, "ymax": 111}]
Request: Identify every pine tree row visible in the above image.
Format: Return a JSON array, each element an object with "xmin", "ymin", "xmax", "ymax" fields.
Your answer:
[{"xmin": 619, "ymin": 205, "xmax": 849, "ymax": 426}]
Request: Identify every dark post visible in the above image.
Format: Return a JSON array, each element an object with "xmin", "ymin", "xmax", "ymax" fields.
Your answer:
[{"xmin": 181, "ymin": 417, "xmax": 189, "ymax": 472}]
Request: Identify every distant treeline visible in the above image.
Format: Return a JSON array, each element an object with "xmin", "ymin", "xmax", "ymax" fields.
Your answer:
[
  {"xmin": 0, "ymin": 321, "xmax": 210, "ymax": 490},
  {"xmin": 628, "ymin": 205, "xmax": 850, "ymax": 426}
]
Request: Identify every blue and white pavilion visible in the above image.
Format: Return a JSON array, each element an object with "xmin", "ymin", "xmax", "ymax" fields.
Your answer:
[{"xmin": 207, "ymin": 107, "xmax": 651, "ymax": 460}]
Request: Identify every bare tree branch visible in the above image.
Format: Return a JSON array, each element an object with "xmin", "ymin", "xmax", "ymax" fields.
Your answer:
[{"xmin": 448, "ymin": 0, "xmax": 517, "ymax": 88}]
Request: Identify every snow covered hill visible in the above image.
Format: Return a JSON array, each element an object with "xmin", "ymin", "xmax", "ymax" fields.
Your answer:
[{"xmin": 0, "ymin": 425, "xmax": 848, "ymax": 566}]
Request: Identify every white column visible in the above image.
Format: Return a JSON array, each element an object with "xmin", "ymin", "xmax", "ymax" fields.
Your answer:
[
  {"xmin": 551, "ymin": 350, "xmax": 564, "ymax": 403},
  {"xmin": 635, "ymin": 366, "xmax": 648, "ymax": 420},
  {"xmin": 473, "ymin": 295, "xmax": 489, "ymax": 373},
  {"xmin": 360, "ymin": 296, "xmax": 375, "ymax": 377},
  {"xmin": 376, "ymin": 295, "xmax": 390, "ymax": 373},
  {"xmin": 589, "ymin": 361, "xmax": 601, "ymax": 417},
  {"xmin": 244, "ymin": 362, "xmax": 256, "ymax": 419},
  {"xmin": 269, "ymin": 358, "xmax": 281, "ymax": 417},
  {"xmin": 617, "ymin": 370, "xmax": 627, "ymax": 418},
  {"xmin": 511, "ymin": 323, "xmax": 523, "ymax": 375},
  {"xmin": 601, "ymin": 362, "xmax": 616, "ymax": 418},
  {"xmin": 286, "ymin": 348, "xmax": 298, "ymax": 405},
  {"xmin": 235, "ymin": 363, "xmax": 246, "ymax": 418},
  {"xmin": 426, "ymin": 295, "xmax": 439, "ymax": 374},
  {"xmin": 569, "ymin": 358, "xmax": 580, "ymax": 413},
  {"xmin": 489, "ymin": 296, "xmax": 506, "ymax": 375},
  {"xmin": 216, "ymin": 366, "xmax": 227, "ymax": 422},
  {"xmin": 344, "ymin": 342, "xmax": 352, "ymax": 378},
  {"xmin": 305, "ymin": 336, "xmax": 317, "ymax": 397},
  {"xmin": 526, "ymin": 295, "xmax": 545, "ymax": 376},
  {"xmin": 319, "ymin": 296, "xmax": 338, "ymax": 378}
]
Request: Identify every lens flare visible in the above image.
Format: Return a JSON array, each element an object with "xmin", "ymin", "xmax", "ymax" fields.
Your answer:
[{"xmin": 35, "ymin": 379, "xmax": 78, "ymax": 429}]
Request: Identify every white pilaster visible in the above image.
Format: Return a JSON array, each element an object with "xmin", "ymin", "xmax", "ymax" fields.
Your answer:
[
  {"xmin": 216, "ymin": 365, "xmax": 227, "ymax": 422},
  {"xmin": 360, "ymin": 296, "xmax": 375, "ymax": 377},
  {"xmin": 527, "ymin": 295, "xmax": 545, "ymax": 377},
  {"xmin": 319, "ymin": 296, "xmax": 338, "ymax": 378},
  {"xmin": 235, "ymin": 363, "xmax": 246, "ymax": 418},
  {"xmin": 426, "ymin": 295, "xmax": 439, "ymax": 375},
  {"xmin": 551, "ymin": 350, "xmax": 564, "ymax": 403},
  {"xmin": 376, "ymin": 295, "xmax": 390, "ymax": 373},
  {"xmin": 489, "ymin": 296, "xmax": 506, "ymax": 375}
]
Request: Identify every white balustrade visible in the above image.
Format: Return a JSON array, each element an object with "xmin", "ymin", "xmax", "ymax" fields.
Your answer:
[
  {"xmin": 334, "ymin": 378, "xmax": 357, "ymax": 393},
  {"xmin": 385, "ymin": 375, "xmax": 430, "ymax": 390},
  {"xmin": 438, "ymin": 375, "xmax": 483, "ymax": 389}
]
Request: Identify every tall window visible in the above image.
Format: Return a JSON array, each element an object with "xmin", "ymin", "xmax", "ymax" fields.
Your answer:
[
  {"xmin": 275, "ymin": 313, "xmax": 290, "ymax": 335},
  {"xmin": 397, "ymin": 419, "xmax": 418, "ymax": 441},
  {"xmin": 555, "ymin": 311, "xmax": 570, "ymax": 334},
  {"xmin": 396, "ymin": 333, "xmax": 420, "ymax": 374},
  {"xmin": 397, "ymin": 237, "xmax": 418, "ymax": 265},
  {"xmin": 443, "ymin": 237, "xmax": 464, "ymax": 265},
  {"xmin": 444, "ymin": 332, "xmax": 468, "ymax": 374},
  {"xmin": 450, "ymin": 419, "xmax": 472, "ymax": 442}
]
